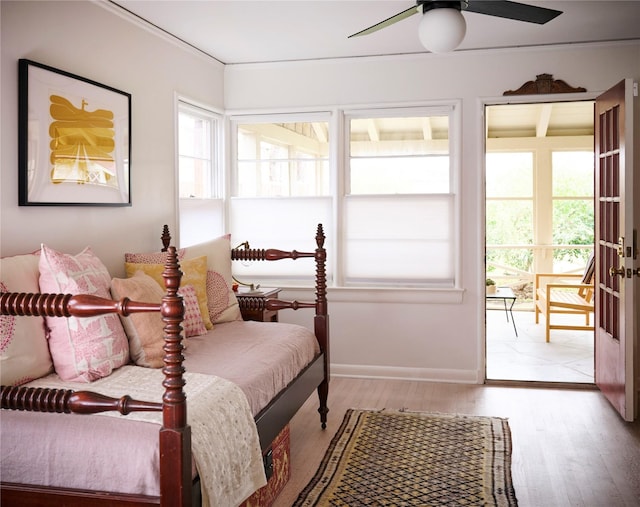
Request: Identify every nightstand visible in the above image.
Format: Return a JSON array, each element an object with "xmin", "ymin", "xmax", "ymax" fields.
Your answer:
[{"xmin": 235, "ymin": 287, "xmax": 281, "ymax": 322}]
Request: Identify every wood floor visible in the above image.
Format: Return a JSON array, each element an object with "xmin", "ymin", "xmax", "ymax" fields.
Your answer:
[{"xmin": 273, "ymin": 377, "xmax": 640, "ymax": 507}]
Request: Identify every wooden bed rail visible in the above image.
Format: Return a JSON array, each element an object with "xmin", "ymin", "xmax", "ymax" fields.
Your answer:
[
  {"xmin": 1, "ymin": 386, "xmax": 162, "ymax": 415},
  {"xmin": 239, "ymin": 297, "xmax": 316, "ymax": 313},
  {"xmin": 231, "ymin": 248, "xmax": 316, "ymax": 262},
  {"xmin": 0, "ymin": 292, "xmax": 161, "ymax": 317}
]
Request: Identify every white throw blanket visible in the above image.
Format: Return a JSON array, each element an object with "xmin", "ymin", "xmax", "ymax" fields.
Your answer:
[{"xmin": 27, "ymin": 365, "xmax": 267, "ymax": 507}]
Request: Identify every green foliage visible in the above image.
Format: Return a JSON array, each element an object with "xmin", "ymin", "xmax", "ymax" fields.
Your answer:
[
  {"xmin": 553, "ymin": 200, "xmax": 594, "ymax": 264},
  {"xmin": 486, "ymin": 200, "xmax": 534, "ymax": 272},
  {"xmin": 486, "ymin": 150, "xmax": 594, "ymax": 275}
]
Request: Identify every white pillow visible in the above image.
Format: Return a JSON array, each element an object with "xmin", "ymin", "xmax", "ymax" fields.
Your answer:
[
  {"xmin": 183, "ymin": 235, "xmax": 242, "ymax": 324},
  {"xmin": 0, "ymin": 253, "xmax": 53, "ymax": 385}
]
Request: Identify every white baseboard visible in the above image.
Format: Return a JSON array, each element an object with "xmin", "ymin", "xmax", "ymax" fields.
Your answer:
[{"xmin": 330, "ymin": 363, "xmax": 481, "ymax": 384}]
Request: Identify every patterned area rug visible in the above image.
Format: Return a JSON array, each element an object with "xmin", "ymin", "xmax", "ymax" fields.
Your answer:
[{"xmin": 293, "ymin": 408, "xmax": 517, "ymax": 506}]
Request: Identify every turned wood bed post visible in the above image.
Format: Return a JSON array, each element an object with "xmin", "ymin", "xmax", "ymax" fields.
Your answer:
[
  {"xmin": 158, "ymin": 247, "xmax": 192, "ymax": 507},
  {"xmin": 314, "ymin": 224, "xmax": 330, "ymax": 429}
]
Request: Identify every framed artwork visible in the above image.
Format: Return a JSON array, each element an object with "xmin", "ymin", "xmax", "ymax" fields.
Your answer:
[{"xmin": 18, "ymin": 59, "xmax": 131, "ymax": 206}]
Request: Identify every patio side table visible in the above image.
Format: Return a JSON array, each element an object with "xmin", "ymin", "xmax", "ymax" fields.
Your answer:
[{"xmin": 487, "ymin": 287, "xmax": 518, "ymax": 337}]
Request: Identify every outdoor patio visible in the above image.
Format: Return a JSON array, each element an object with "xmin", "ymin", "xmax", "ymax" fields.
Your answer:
[{"xmin": 486, "ymin": 307, "xmax": 594, "ymax": 384}]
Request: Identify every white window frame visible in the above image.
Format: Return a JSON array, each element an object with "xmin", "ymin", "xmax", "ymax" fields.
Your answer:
[
  {"xmin": 175, "ymin": 97, "xmax": 224, "ymax": 247},
  {"xmin": 228, "ymin": 111, "xmax": 333, "ymax": 284},
  {"xmin": 341, "ymin": 105, "xmax": 461, "ymax": 289}
]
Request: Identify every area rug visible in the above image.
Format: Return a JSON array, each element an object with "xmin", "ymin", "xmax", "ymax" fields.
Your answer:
[{"xmin": 293, "ymin": 408, "xmax": 517, "ymax": 506}]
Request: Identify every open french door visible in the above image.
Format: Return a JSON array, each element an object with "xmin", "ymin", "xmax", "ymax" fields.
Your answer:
[{"xmin": 594, "ymin": 79, "xmax": 638, "ymax": 422}]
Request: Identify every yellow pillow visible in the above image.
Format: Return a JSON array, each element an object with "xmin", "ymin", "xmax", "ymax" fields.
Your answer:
[{"xmin": 125, "ymin": 255, "xmax": 213, "ymax": 330}]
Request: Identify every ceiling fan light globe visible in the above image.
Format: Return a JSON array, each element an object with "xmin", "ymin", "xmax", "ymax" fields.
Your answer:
[{"xmin": 418, "ymin": 8, "xmax": 466, "ymax": 53}]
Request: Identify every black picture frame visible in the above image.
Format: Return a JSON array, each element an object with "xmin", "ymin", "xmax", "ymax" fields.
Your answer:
[{"xmin": 18, "ymin": 59, "xmax": 131, "ymax": 206}]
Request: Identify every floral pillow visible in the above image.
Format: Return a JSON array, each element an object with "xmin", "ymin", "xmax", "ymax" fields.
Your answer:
[
  {"xmin": 179, "ymin": 284, "xmax": 208, "ymax": 337},
  {"xmin": 124, "ymin": 249, "xmax": 186, "ymax": 264},
  {"xmin": 0, "ymin": 252, "xmax": 53, "ymax": 386},
  {"xmin": 38, "ymin": 245, "xmax": 129, "ymax": 382}
]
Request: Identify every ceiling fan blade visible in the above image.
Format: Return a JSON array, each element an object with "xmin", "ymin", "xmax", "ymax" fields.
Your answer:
[
  {"xmin": 464, "ymin": 1, "xmax": 562, "ymax": 24},
  {"xmin": 348, "ymin": 4, "xmax": 420, "ymax": 38}
]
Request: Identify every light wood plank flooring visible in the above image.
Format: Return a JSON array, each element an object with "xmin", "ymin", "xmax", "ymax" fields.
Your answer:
[{"xmin": 274, "ymin": 377, "xmax": 640, "ymax": 507}]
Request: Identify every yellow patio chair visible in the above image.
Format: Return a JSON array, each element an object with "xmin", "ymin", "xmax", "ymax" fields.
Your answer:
[{"xmin": 534, "ymin": 254, "xmax": 595, "ymax": 343}]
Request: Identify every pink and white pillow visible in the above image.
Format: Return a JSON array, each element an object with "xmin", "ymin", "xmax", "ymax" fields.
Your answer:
[
  {"xmin": 179, "ymin": 285, "xmax": 208, "ymax": 338},
  {"xmin": 0, "ymin": 252, "xmax": 53, "ymax": 386},
  {"xmin": 124, "ymin": 249, "xmax": 186, "ymax": 264},
  {"xmin": 39, "ymin": 244, "xmax": 129, "ymax": 382}
]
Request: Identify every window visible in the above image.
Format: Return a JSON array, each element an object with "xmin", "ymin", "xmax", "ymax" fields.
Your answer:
[
  {"xmin": 485, "ymin": 152, "xmax": 534, "ymax": 277},
  {"xmin": 551, "ymin": 151, "xmax": 594, "ymax": 271},
  {"xmin": 177, "ymin": 100, "xmax": 223, "ymax": 247},
  {"xmin": 485, "ymin": 149, "xmax": 594, "ymax": 287},
  {"xmin": 236, "ymin": 121, "xmax": 329, "ymax": 197},
  {"xmin": 230, "ymin": 114, "xmax": 332, "ymax": 282},
  {"xmin": 344, "ymin": 108, "xmax": 458, "ymax": 287},
  {"xmin": 230, "ymin": 105, "xmax": 460, "ymax": 289}
]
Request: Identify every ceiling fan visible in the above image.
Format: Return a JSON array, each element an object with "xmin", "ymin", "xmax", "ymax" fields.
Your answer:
[{"xmin": 348, "ymin": 1, "xmax": 563, "ymax": 53}]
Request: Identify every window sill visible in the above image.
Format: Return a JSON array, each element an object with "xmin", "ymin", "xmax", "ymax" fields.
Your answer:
[{"xmin": 281, "ymin": 286, "xmax": 465, "ymax": 305}]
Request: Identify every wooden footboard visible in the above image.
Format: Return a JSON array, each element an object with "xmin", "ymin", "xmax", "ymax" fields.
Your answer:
[{"xmin": 1, "ymin": 247, "xmax": 190, "ymax": 507}]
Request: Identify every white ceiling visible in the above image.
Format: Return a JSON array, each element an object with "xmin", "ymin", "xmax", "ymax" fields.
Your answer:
[{"xmin": 109, "ymin": 0, "xmax": 640, "ymax": 65}]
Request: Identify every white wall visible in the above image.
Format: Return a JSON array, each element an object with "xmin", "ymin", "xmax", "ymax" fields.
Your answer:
[
  {"xmin": 0, "ymin": 0, "xmax": 224, "ymax": 277},
  {"xmin": 225, "ymin": 42, "xmax": 640, "ymax": 382}
]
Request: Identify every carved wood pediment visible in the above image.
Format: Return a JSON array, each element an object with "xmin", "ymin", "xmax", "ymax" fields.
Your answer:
[{"xmin": 504, "ymin": 74, "xmax": 586, "ymax": 96}]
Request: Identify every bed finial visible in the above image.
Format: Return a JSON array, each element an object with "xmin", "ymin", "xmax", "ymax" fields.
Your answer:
[
  {"xmin": 315, "ymin": 223, "xmax": 325, "ymax": 249},
  {"xmin": 161, "ymin": 224, "xmax": 171, "ymax": 252}
]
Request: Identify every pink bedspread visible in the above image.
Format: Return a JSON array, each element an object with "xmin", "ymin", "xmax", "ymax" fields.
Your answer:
[
  {"xmin": 0, "ymin": 320, "xmax": 319, "ymax": 498},
  {"xmin": 183, "ymin": 320, "xmax": 320, "ymax": 415}
]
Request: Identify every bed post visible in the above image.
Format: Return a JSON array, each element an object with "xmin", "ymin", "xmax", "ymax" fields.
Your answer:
[
  {"xmin": 158, "ymin": 247, "xmax": 192, "ymax": 507},
  {"xmin": 314, "ymin": 224, "xmax": 330, "ymax": 429}
]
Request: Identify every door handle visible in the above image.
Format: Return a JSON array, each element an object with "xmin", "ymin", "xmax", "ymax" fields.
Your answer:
[{"xmin": 609, "ymin": 266, "xmax": 625, "ymax": 277}]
